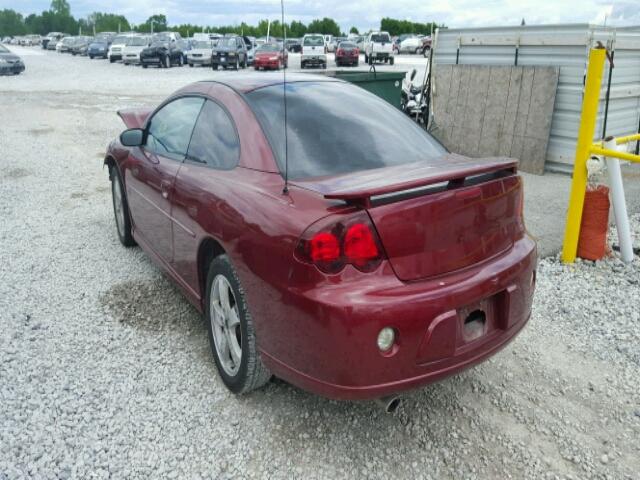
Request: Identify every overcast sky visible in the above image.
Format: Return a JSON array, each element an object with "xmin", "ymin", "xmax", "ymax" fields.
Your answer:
[{"xmin": 5, "ymin": 0, "xmax": 640, "ymax": 32}]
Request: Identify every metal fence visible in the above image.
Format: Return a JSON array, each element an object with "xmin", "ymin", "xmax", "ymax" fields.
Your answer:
[{"xmin": 432, "ymin": 24, "xmax": 640, "ymax": 173}]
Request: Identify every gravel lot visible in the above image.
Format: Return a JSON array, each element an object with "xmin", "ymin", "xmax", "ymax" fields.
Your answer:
[{"xmin": 1, "ymin": 47, "xmax": 639, "ymax": 479}]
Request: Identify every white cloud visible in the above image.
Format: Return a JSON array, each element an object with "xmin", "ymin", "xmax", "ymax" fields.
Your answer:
[{"xmin": 4, "ymin": 0, "xmax": 640, "ymax": 31}]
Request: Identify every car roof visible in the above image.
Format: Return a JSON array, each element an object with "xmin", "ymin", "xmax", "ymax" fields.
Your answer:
[{"xmin": 195, "ymin": 72, "xmax": 342, "ymax": 94}]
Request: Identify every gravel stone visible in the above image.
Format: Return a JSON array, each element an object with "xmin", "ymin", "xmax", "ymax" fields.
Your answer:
[{"xmin": 1, "ymin": 47, "xmax": 639, "ymax": 479}]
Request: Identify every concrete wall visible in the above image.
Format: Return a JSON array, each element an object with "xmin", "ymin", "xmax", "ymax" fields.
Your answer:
[{"xmin": 429, "ymin": 65, "xmax": 559, "ymax": 175}]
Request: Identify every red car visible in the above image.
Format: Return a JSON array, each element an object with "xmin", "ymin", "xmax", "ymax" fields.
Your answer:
[
  {"xmin": 335, "ymin": 41, "xmax": 360, "ymax": 67},
  {"xmin": 253, "ymin": 43, "xmax": 288, "ymax": 70},
  {"xmin": 105, "ymin": 73, "xmax": 536, "ymax": 401}
]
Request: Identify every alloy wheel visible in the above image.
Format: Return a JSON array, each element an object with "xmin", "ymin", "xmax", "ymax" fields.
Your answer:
[{"xmin": 210, "ymin": 275, "xmax": 243, "ymax": 376}]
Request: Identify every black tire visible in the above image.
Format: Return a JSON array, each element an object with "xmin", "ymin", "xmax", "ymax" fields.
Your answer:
[
  {"xmin": 142, "ymin": 64, "xmax": 148, "ymax": 69},
  {"xmin": 211, "ymin": 63, "xmax": 217, "ymax": 71},
  {"xmin": 110, "ymin": 167, "xmax": 136, "ymax": 247},
  {"xmin": 234, "ymin": 57, "xmax": 239, "ymax": 70},
  {"xmin": 178, "ymin": 55, "xmax": 183, "ymax": 67},
  {"xmin": 243, "ymin": 57, "xmax": 247, "ymax": 69},
  {"xmin": 423, "ymin": 47, "xmax": 430, "ymax": 58},
  {"xmin": 189, "ymin": 63, "xmax": 193, "ymax": 67},
  {"xmin": 164, "ymin": 55, "xmax": 171, "ymax": 68},
  {"xmin": 89, "ymin": 55, "xmax": 94, "ymax": 59},
  {"xmin": 364, "ymin": 53, "xmax": 368, "ymax": 63},
  {"xmin": 205, "ymin": 255, "xmax": 271, "ymax": 394},
  {"xmin": 415, "ymin": 47, "xmax": 421, "ymax": 55},
  {"xmin": 390, "ymin": 57, "xmax": 395, "ymax": 66},
  {"xmin": 109, "ymin": 57, "xmax": 114, "ymax": 63}
]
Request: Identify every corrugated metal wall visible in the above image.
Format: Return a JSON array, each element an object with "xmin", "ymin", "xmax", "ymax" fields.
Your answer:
[{"xmin": 432, "ymin": 24, "xmax": 640, "ymax": 173}]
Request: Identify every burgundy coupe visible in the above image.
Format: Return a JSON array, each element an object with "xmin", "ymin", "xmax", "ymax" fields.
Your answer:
[{"xmin": 105, "ymin": 73, "xmax": 536, "ymax": 400}]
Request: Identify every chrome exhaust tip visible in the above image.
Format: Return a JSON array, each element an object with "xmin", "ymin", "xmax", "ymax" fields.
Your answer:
[{"xmin": 375, "ymin": 395, "xmax": 402, "ymax": 414}]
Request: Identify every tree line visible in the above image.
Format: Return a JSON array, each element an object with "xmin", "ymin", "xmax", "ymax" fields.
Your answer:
[{"xmin": 1, "ymin": 1, "xmax": 442, "ymax": 39}]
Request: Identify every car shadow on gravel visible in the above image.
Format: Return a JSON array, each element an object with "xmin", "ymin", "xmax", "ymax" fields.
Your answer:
[{"xmin": 100, "ymin": 277, "xmax": 201, "ymax": 334}]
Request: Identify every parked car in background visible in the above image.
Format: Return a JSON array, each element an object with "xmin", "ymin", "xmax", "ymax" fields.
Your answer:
[
  {"xmin": 21, "ymin": 35, "xmax": 41, "ymax": 46},
  {"xmin": 244, "ymin": 36, "xmax": 256, "ymax": 66},
  {"xmin": 335, "ymin": 41, "xmax": 359, "ymax": 67},
  {"xmin": 356, "ymin": 36, "xmax": 367, "ymax": 53},
  {"xmin": 421, "ymin": 36, "xmax": 432, "ymax": 57},
  {"xmin": 88, "ymin": 32, "xmax": 116, "ymax": 59},
  {"xmin": 187, "ymin": 40, "xmax": 215, "ymax": 67},
  {"xmin": 57, "ymin": 36, "xmax": 75, "ymax": 53},
  {"xmin": 108, "ymin": 34, "xmax": 136, "ymax": 63},
  {"xmin": 398, "ymin": 35, "xmax": 424, "ymax": 54},
  {"xmin": 301, "ymin": 34, "xmax": 326, "ymax": 69},
  {"xmin": 364, "ymin": 31, "xmax": 394, "ymax": 65},
  {"xmin": 211, "ymin": 35, "xmax": 248, "ymax": 70},
  {"xmin": 71, "ymin": 36, "xmax": 93, "ymax": 56},
  {"xmin": 45, "ymin": 33, "xmax": 65, "ymax": 50},
  {"xmin": 0, "ymin": 43, "xmax": 25, "ymax": 75},
  {"xmin": 327, "ymin": 36, "xmax": 346, "ymax": 53},
  {"xmin": 106, "ymin": 74, "xmax": 536, "ymax": 401},
  {"xmin": 122, "ymin": 35, "xmax": 150, "ymax": 65},
  {"xmin": 253, "ymin": 43, "xmax": 287, "ymax": 70},
  {"xmin": 140, "ymin": 32, "xmax": 185, "ymax": 68},
  {"xmin": 285, "ymin": 38, "xmax": 301, "ymax": 53}
]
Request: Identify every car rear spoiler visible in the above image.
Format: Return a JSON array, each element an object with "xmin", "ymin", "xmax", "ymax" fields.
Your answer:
[
  {"xmin": 322, "ymin": 157, "xmax": 518, "ymax": 207},
  {"xmin": 117, "ymin": 107, "xmax": 154, "ymax": 129}
]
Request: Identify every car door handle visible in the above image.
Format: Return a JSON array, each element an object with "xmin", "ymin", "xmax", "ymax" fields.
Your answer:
[{"xmin": 161, "ymin": 180, "xmax": 172, "ymax": 199}]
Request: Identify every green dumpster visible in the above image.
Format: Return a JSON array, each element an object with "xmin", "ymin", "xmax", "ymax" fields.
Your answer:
[{"xmin": 326, "ymin": 70, "xmax": 407, "ymax": 110}]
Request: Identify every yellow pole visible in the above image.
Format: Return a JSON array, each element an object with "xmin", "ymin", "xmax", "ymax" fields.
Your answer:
[{"xmin": 561, "ymin": 47, "xmax": 607, "ymax": 263}]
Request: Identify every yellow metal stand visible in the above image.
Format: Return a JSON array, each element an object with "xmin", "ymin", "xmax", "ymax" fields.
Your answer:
[{"xmin": 561, "ymin": 47, "xmax": 640, "ymax": 263}]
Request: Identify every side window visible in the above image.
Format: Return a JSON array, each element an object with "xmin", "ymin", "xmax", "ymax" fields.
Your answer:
[
  {"xmin": 146, "ymin": 97, "xmax": 204, "ymax": 160},
  {"xmin": 187, "ymin": 100, "xmax": 240, "ymax": 170}
]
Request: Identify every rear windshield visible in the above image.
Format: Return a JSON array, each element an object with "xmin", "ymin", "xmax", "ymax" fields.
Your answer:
[
  {"xmin": 303, "ymin": 36, "xmax": 324, "ymax": 46},
  {"xmin": 371, "ymin": 33, "xmax": 390, "ymax": 43},
  {"xmin": 338, "ymin": 42, "xmax": 356, "ymax": 49},
  {"xmin": 127, "ymin": 37, "xmax": 148, "ymax": 46},
  {"xmin": 112, "ymin": 35, "xmax": 128, "ymax": 44},
  {"xmin": 193, "ymin": 41, "xmax": 212, "ymax": 49},
  {"xmin": 245, "ymin": 82, "xmax": 445, "ymax": 180},
  {"xmin": 257, "ymin": 44, "xmax": 280, "ymax": 52}
]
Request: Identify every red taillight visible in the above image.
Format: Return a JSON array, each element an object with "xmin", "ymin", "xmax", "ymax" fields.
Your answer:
[
  {"xmin": 309, "ymin": 232, "xmax": 340, "ymax": 263},
  {"xmin": 337, "ymin": 49, "xmax": 344, "ymax": 56},
  {"xmin": 295, "ymin": 213, "xmax": 384, "ymax": 274},
  {"xmin": 344, "ymin": 223, "xmax": 379, "ymax": 267}
]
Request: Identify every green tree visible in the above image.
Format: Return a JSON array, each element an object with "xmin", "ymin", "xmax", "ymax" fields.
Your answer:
[
  {"xmin": 86, "ymin": 12, "xmax": 131, "ymax": 33},
  {"xmin": 349, "ymin": 26, "xmax": 359, "ymax": 35},
  {"xmin": 50, "ymin": 0, "xmax": 71, "ymax": 17},
  {"xmin": 0, "ymin": 9, "xmax": 27, "ymax": 36},
  {"xmin": 307, "ymin": 17, "xmax": 340, "ymax": 37},
  {"xmin": 136, "ymin": 14, "xmax": 167, "ymax": 33},
  {"xmin": 380, "ymin": 17, "xmax": 440, "ymax": 36}
]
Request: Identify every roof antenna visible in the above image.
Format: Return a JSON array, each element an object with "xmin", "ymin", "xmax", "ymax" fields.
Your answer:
[{"xmin": 281, "ymin": 0, "xmax": 290, "ymax": 195}]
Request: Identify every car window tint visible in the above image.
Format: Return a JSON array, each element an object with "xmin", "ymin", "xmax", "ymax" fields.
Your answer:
[
  {"xmin": 246, "ymin": 82, "xmax": 446, "ymax": 180},
  {"xmin": 146, "ymin": 97, "xmax": 204, "ymax": 160},
  {"xmin": 187, "ymin": 100, "xmax": 240, "ymax": 170}
]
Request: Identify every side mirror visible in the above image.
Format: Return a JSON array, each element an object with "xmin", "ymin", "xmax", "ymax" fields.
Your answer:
[
  {"xmin": 410, "ymin": 69, "xmax": 417, "ymax": 81},
  {"xmin": 120, "ymin": 128, "xmax": 144, "ymax": 147}
]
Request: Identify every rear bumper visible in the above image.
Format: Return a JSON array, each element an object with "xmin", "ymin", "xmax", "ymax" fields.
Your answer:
[
  {"xmin": 301, "ymin": 55, "xmax": 326, "ymax": 66},
  {"xmin": 0, "ymin": 63, "xmax": 25, "ymax": 75},
  {"xmin": 258, "ymin": 235, "xmax": 537, "ymax": 400},
  {"xmin": 254, "ymin": 59, "xmax": 280, "ymax": 69},
  {"xmin": 188, "ymin": 57, "xmax": 210, "ymax": 65},
  {"xmin": 336, "ymin": 56, "xmax": 359, "ymax": 64}
]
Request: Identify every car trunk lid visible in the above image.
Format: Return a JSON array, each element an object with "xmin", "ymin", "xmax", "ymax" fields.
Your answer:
[{"xmin": 294, "ymin": 154, "xmax": 524, "ymax": 281}]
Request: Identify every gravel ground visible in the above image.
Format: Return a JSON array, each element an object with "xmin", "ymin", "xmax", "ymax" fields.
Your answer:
[{"xmin": 1, "ymin": 47, "xmax": 639, "ymax": 479}]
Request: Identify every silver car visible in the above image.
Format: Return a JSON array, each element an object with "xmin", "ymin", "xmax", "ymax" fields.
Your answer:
[{"xmin": 187, "ymin": 40, "xmax": 215, "ymax": 67}]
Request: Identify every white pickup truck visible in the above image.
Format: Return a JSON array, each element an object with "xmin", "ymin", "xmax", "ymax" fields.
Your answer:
[
  {"xmin": 301, "ymin": 34, "xmax": 327, "ymax": 69},
  {"xmin": 364, "ymin": 31, "xmax": 395, "ymax": 65}
]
